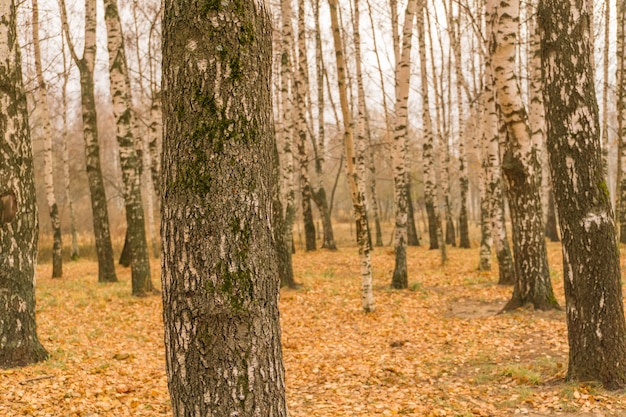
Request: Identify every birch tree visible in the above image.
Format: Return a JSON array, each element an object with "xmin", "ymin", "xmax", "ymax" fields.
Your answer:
[
  {"xmin": 445, "ymin": 0, "xmax": 470, "ymax": 248},
  {"xmin": 488, "ymin": 0, "xmax": 557, "ymax": 309},
  {"xmin": 540, "ymin": 0, "xmax": 626, "ymax": 389},
  {"xmin": 417, "ymin": 0, "xmax": 442, "ymax": 252},
  {"xmin": 483, "ymin": 59, "xmax": 516, "ymax": 285},
  {"xmin": 616, "ymin": 0, "xmax": 626, "ymax": 242},
  {"xmin": 31, "ymin": 0, "xmax": 62, "ymax": 278},
  {"xmin": 295, "ymin": 0, "xmax": 316, "ymax": 251},
  {"xmin": 0, "ymin": 0, "xmax": 48, "ymax": 367},
  {"xmin": 309, "ymin": 0, "xmax": 337, "ymax": 251},
  {"xmin": 102, "ymin": 0, "xmax": 154, "ymax": 295},
  {"xmin": 161, "ymin": 1, "xmax": 288, "ymax": 413},
  {"xmin": 329, "ymin": 0, "xmax": 374, "ymax": 311},
  {"xmin": 59, "ymin": 0, "xmax": 117, "ymax": 283},
  {"xmin": 277, "ymin": 0, "xmax": 297, "ymax": 288},
  {"xmin": 391, "ymin": 0, "xmax": 417, "ymax": 289},
  {"xmin": 60, "ymin": 33, "xmax": 79, "ymax": 260}
]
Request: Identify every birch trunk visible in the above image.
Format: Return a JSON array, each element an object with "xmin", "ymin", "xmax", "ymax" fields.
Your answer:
[
  {"xmin": 60, "ymin": 34, "xmax": 79, "ymax": 260},
  {"xmin": 616, "ymin": 0, "xmax": 626, "ymax": 243},
  {"xmin": 103, "ymin": 0, "xmax": 153, "ymax": 295},
  {"xmin": 601, "ymin": 0, "xmax": 610, "ymax": 178},
  {"xmin": 0, "ymin": 0, "xmax": 49, "ymax": 367},
  {"xmin": 161, "ymin": 1, "xmax": 288, "ymax": 413},
  {"xmin": 311, "ymin": 0, "xmax": 337, "ymax": 251},
  {"xmin": 446, "ymin": 0, "xmax": 470, "ymax": 248},
  {"xmin": 488, "ymin": 0, "xmax": 556, "ymax": 308},
  {"xmin": 416, "ymin": 0, "xmax": 442, "ymax": 252},
  {"xmin": 60, "ymin": 0, "xmax": 117, "ymax": 283},
  {"xmin": 483, "ymin": 41, "xmax": 516, "ymax": 285},
  {"xmin": 31, "ymin": 0, "xmax": 62, "ymax": 278},
  {"xmin": 391, "ymin": 0, "xmax": 417, "ymax": 289},
  {"xmin": 278, "ymin": 0, "xmax": 297, "ymax": 287},
  {"xmin": 365, "ymin": 0, "xmax": 390, "ymax": 247},
  {"xmin": 329, "ymin": 0, "xmax": 374, "ymax": 312},
  {"xmin": 295, "ymin": 0, "xmax": 316, "ymax": 251},
  {"xmin": 540, "ymin": 0, "xmax": 626, "ymax": 389}
]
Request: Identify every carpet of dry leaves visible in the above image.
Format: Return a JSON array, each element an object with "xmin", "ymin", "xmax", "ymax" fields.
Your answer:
[{"xmin": 2, "ymin": 225, "xmax": 626, "ymax": 416}]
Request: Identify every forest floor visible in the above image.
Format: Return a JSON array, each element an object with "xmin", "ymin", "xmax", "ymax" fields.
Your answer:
[{"xmin": 2, "ymin": 228, "xmax": 626, "ymax": 416}]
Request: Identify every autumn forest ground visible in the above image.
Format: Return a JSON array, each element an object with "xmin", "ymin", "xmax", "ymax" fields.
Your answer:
[{"xmin": 2, "ymin": 224, "xmax": 626, "ymax": 416}]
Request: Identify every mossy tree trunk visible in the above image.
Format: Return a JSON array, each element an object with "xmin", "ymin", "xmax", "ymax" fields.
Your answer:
[
  {"xmin": 0, "ymin": 0, "xmax": 49, "ymax": 367},
  {"xmin": 161, "ymin": 1, "xmax": 288, "ymax": 414}
]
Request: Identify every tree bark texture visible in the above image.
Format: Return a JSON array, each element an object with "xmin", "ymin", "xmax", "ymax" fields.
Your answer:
[
  {"xmin": 103, "ymin": 0, "xmax": 153, "ymax": 295},
  {"xmin": 482, "ymin": 56, "xmax": 516, "ymax": 286},
  {"xmin": 161, "ymin": 1, "xmax": 288, "ymax": 414},
  {"xmin": 540, "ymin": 0, "xmax": 626, "ymax": 389},
  {"xmin": 32, "ymin": 0, "xmax": 62, "ymax": 278},
  {"xmin": 406, "ymin": 180, "xmax": 420, "ymax": 246},
  {"xmin": 0, "ymin": 0, "xmax": 48, "ymax": 367},
  {"xmin": 60, "ymin": 0, "xmax": 117, "ymax": 283},
  {"xmin": 488, "ymin": 0, "xmax": 556, "ymax": 307},
  {"xmin": 391, "ymin": 0, "xmax": 417, "ymax": 289}
]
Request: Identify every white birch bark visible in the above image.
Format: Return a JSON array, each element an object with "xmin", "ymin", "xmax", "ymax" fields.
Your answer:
[
  {"xmin": 59, "ymin": 0, "xmax": 117, "ymax": 283},
  {"xmin": 60, "ymin": 34, "xmax": 79, "ymax": 260},
  {"xmin": 329, "ymin": 0, "xmax": 374, "ymax": 312},
  {"xmin": 616, "ymin": 0, "xmax": 626, "ymax": 242},
  {"xmin": 0, "ymin": 0, "xmax": 49, "ymax": 367},
  {"xmin": 483, "ymin": 58, "xmax": 516, "ymax": 285},
  {"xmin": 32, "ymin": 0, "xmax": 62, "ymax": 278},
  {"xmin": 102, "ymin": 0, "xmax": 153, "ymax": 295},
  {"xmin": 296, "ymin": 0, "xmax": 316, "ymax": 251},
  {"xmin": 416, "ymin": 0, "xmax": 442, "ymax": 252},
  {"xmin": 488, "ymin": 0, "xmax": 556, "ymax": 308},
  {"xmin": 390, "ymin": 0, "xmax": 417, "ymax": 289}
]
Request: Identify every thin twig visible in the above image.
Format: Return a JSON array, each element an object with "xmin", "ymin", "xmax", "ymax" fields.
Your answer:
[{"xmin": 19, "ymin": 375, "xmax": 54, "ymax": 385}]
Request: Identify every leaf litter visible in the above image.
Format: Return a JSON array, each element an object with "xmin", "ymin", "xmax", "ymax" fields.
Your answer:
[{"xmin": 1, "ymin": 237, "xmax": 626, "ymax": 416}]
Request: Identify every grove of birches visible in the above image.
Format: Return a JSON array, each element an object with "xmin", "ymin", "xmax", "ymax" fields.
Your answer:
[{"xmin": 2, "ymin": 0, "xmax": 626, "ymax": 415}]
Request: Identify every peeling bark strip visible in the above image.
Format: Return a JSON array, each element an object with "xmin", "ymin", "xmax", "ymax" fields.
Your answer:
[
  {"xmin": 0, "ymin": 0, "xmax": 48, "ymax": 367},
  {"xmin": 161, "ymin": 2, "xmax": 288, "ymax": 415},
  {"xmin": 0, "ymin": 192, "xmax": 17, "ymax": 224},
  {"xmin": 487, "ymin": 0, "xmax": 557, "ymax": 309},
  {"xmin": 539, "ymin": 0, "xmax": 626, "ymax": 389}
]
